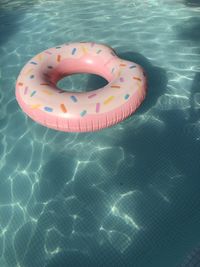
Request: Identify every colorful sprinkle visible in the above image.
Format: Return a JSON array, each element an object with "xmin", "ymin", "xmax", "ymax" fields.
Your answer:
[
  {"xmin": 111, "ymin": 68, "xmax": 115, "ymax": 73},
  {"xmin": 72, "ymin": 48, "xmax": 77, "ymax": 55},
  {"xmin": 111, "ymin": 85, "xmax": 121, "ymax": 88},
  {"xmin": 124, "ymin": 94, "xmax": 130, "ymax": 100},
  {"xmin": 96, "ymin": 103, "xmax": 100, "ymax": 113},
  {"xmin": 40, "ymin": 83, "xmax": 50, "ymax": 86},
  {"xmin": 30, "ymin": 61, "xmax": 37, "ymax": 65},
  {"xmin": 129, "ymin": 65, "xmax": 136, "ymax": 69},
  {"xmin": 70, "ymin": 95, "xmax": 78, "ymax": 102},
  {"xmin": 45, "ymin": 51, "xmax": 52, "ymax": 55},
  {"xmin": 80, "ymin": 110, "xmax": 87, "ymax": 117},
  {"xmin": 60, "ymin": 103, "xmax": 67, "ymax": 113},
  {"xmin": 24, "ymin": 86, "xmax": 28, "ymax": 95},
  {"xmin": 56, "ymin": 46, "xmax": 61, "ymax": 49},
  {"xmin": 81, "ymin": 46, "xmax": 87, "ymax": 55},
  {"xmin": 30, "ymin": 75, "xmax": 34, "ymax": 79},
  {"xmin": 133, "ymin": 77, "xmax": 142, "ymax": 81},
  {"xmin": 88, "ymin": 93, "xmax": 97, "ymax": 99},
  {"xmin": 42, "ymin": 90, "xmax": 53, "ymax": 95},
  {"xmin": 37, "ymin": 54, "xmax": 43, "ymax": 61},
  {"xmin": 31, "ymin": 104, "xmax": 41, "ymax": 109},
  {"xmin": 18, "ymin": 82, "xmax": 23, "ymax": 86},
  {"xmin": 120, "ymin": 77, "xmax": 124, "ymax": 82},
  {"xmin": 96, "ymin": 49, "xmax": 102, "ymax": 54},
  {"xmin": 57, "ymin": 55, "xmax": 61, "ymax": 62},
  {"xmin": 104, "ymin": 96, "xmax": 115, "ymax": 105},
  {"xmin": 25, "ymin": 68, "xmax": 33, "ymax": 75},
  {"xmin": 120, "ymin": 63, "xmax": 126, "ymax": 67},
  {"xmin": 30, "ymin": 90, "xmax": 36, "ymax": 97},
  {"xmin": 44, "ymin": 106, "xmax": 53, "ymax": 112}
]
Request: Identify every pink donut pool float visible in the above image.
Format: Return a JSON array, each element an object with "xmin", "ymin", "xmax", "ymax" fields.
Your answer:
[{"xmin": 15, "ymin": 42, "xmax": 147, "ymax": 132}]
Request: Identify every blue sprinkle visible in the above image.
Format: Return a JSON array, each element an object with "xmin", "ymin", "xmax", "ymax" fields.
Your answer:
[
  {"xmin": 80, "ymin": 110, "xmax": 87, "ymax": 117},
  {"xmin": 30, "ymin": 61, "xmax": 37, "ymax": 65},
  {"xmin": 30, "ymin": 75, "xmax": 35, "ymax": 79},
  {"xmin": 70, "ymin": 95, "xmax": 78, "ymax": 102},
  {"xmin": 30, "ymin": 90, "xmax": 36, "ymax": 97},
  {"xmin": 129, "ymin": 65, "xmax": 136, "ymax": 69},
  {"xmin": 124, "ymin": 94, "xmax": 130, "ymax": 100},
  {"xmin": 44, "ymin": 106, "xmax": 53, "ymax": 112},
  {"xmin": 72, "ymin": 48, "xmax": 77, "ymax": 55}
]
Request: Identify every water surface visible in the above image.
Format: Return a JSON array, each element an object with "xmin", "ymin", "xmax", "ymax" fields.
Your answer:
[{"xmin": 0, "ymin": 0, "xmax": 200, "ymax": 266}]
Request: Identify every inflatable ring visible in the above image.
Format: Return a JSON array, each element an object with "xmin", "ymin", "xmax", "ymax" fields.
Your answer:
[{"xmin": 16, "ymin": 42, "xmax": 147, "ymax": 132}]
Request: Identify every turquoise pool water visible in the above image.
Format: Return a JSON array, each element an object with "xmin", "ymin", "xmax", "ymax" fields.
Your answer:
[{"xmin": 1, "ymin": 0, "xmax": 200, "ymax": 266}]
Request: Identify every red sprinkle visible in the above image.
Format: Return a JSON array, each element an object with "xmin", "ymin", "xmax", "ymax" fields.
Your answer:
[{"xmin": 88, "ymin": 93, "xmax": 97, "ymax": 99}]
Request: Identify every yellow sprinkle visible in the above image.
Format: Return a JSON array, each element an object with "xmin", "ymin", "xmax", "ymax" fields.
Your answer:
[
  {"xmin": 81, "ymin": 46, "xmax": 88, "ymax": 55},
  {"xmin": 25, "ymin": 68, "xmax": 33, "ymax": 75},
  {"xmin": 137, "ymin": 81, "xmax": 142, "ymax": 89},
  {"xmin": 42, "ymin": 89, "xmax": 53, "ymax": 95},
  {"xmin": 31, "ymin": 104, "xmax": 41, "ymax": 109},
  {"xmin": 104, "ymin": 96, "xmax": 115, "ymax": 105},
  {"xmin": 118, "ymin": 70, "xmax": 121, "ymax": 77},
  {"xmin": 37, "ymin": 54, "xmax": 43, "ymax": 61}
]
